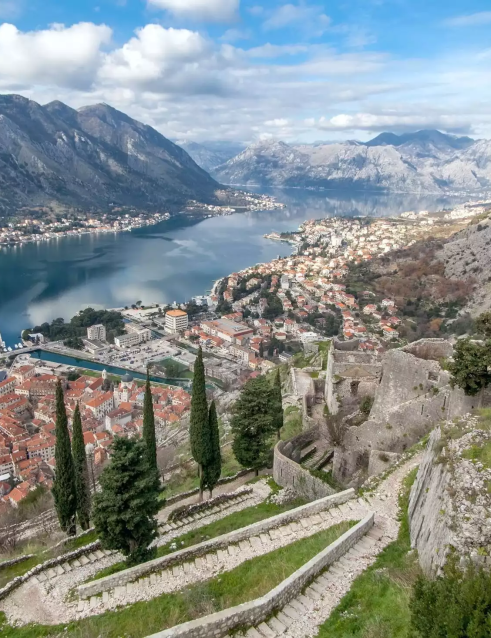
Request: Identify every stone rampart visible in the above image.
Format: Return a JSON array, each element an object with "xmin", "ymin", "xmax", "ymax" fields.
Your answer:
[
  {"xmin": 78, "ymin": 488, "xmax": 355, "ymax": 599},
  {"xmin": 333, "ymin": 340, "xmax": 489, "ymax": 485},
  {"xmin": 145, "ymin": 514, "xmax": 374, "ymax": 638},
  {"xmin": 273, "ymin": 440, "xmax": 337, "ymax": 501},
  {"xmin": 325, "ymin": 342, "xmax": 382, "ymax": 415}
]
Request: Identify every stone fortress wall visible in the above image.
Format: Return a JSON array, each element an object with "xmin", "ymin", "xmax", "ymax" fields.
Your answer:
[
  {"xmin": 273, "ymin": 431, "xmax": 336, "ymax": 502},
  {"xmin": 332, "ymin": 339, "xmax": 489, "ymax": 485},
  {"xmin": 325, "ymin": 340, "xmax": 382, "ymax": 415}
]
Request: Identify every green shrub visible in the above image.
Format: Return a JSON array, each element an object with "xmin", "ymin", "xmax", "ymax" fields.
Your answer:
[{"xmin": 410, "ymin": 559, "xmax": 491, "ymax": 637}]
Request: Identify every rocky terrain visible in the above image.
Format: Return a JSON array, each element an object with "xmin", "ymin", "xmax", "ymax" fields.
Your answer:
[
  {"xmin": 439, "ymin": 212, "xmax": 491, "ymax": 315},
  {"xmin": 0, "ymin": 95, "xmax": 222, "ymax": 216},
  {"xmin": 213, "ymin": 130, "xmax": 491, "ymax": 194},
  {"xmin": 409, "ymin": 414, "xmax": 491, "ymax": 576}
]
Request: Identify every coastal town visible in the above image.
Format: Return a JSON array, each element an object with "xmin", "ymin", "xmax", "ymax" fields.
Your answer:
[
  {"xmin": 0, "ymin": 205, "xmax": 482, "ymax": 507},
  {"xmin": 0, "ymin": 211, "xmax": 170, "ymax": 247},
  {"xmin": 0, "ymin": 360, "xmax": 191, "ymax": 506},
  {"xmin": 0, "ymin": 192, "xmax": 284, "ymax": 246}
]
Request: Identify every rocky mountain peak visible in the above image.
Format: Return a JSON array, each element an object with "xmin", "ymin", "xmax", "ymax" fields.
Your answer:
[{"xmin": 0, "ymin": 94, "xmax": 221, "ymax": 216}]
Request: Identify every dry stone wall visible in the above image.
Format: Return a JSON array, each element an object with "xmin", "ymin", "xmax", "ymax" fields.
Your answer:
[
  {"xmin": 145, "ymin": 514, "xmax": 374, "ymax": 638},
  {"xmin": 0, "ymin": 540, "xmax": 102, "ymax": 602},
  {"xmin": 78, "ymin": 488, "xmax": 355, "ymax": 599},
  {"xmin": 274, "ymin": 439, "xmax": 336, "ymax": 501}
]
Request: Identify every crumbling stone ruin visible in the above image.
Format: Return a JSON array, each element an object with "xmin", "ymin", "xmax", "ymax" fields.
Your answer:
[{"xmin": 329, "ymin": 338, "xmax": 490, "ymax": 486}]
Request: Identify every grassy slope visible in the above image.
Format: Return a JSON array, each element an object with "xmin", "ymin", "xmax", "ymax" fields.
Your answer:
[
  {"xmin": 0, "ymin": 522, "xmax": 354, "ymax": 638},
  {"xmin": 316, "ymin": 468, "xmax": 420, "ymax": 638}
]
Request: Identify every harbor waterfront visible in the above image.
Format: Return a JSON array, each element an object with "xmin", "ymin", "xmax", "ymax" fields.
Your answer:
[
  {"xmin": 0, "ymin": 188, "xmax": 465, "ymax": 347},
  {"xmin": 28, "ymin": 349, "xmax": 191, "ymax": 388}
]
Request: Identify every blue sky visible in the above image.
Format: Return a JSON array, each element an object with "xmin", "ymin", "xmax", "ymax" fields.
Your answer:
[{"xmin": 0, "ymin": 0, "xmax": 490, "ymax": 142}]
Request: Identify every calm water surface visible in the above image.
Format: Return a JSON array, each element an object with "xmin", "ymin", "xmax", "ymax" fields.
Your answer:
[{"xmin": 0, "ymin": 189, "xmax": 463, "ymax": 346}]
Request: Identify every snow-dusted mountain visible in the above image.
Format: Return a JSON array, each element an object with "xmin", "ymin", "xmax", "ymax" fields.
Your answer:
[{"xmin": 213, "ymin": 131, "xmax": 490, "ymax": 193}]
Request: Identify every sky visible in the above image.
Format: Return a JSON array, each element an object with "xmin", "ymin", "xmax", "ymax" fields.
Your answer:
[{"xmin": 0, "ymin": 0, "xmax": 490, "ymax": 144}]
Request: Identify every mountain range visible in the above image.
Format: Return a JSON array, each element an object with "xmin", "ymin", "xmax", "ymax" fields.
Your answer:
[
  {"xmin": 1, "ymin": 93, "xmax": 490, "ymax": 217},
  {"xmin": 0, "ymin": 95, "xmax": 221, "ymax": 217},
  {"xmin": 176, "ymin": 141, "xmax": 246, "ymax": 174},
  {"xmin": 211, "ymin": 130, "xmax": 491, "ymax": 194}
]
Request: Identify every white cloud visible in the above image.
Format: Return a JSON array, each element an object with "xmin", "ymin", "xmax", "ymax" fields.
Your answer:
[
  {"xmin": 147, "ymin": 0, "xmax": 240, "ymax": 23},
  {"xmin": 313, "ymin": 113, "xmax": 473, "ymax": 133},
  {"xmin": 1, "ymin": 20, "xmax": 491, "ymax": 143},
  {"xmin": 220, "ymin": 28, "xmax": 250, "ymax": 42},
  {"xmin": 264, "ymin": 3, "xmax": 331, "ymax": 35},
  {"xmin": 246, "ymin": 43, "xmax": 309, "ymax": 58},
  {"xmin": 98, "ymin": 25, "xmax": 234, "ymax": 95},
  {"xmin": 0, "ymin": 22, "xmax": 112, "ymax": 89},
  {"xmin": 444, "ymin": 11, "xmax": 491, "ymax": 27}
]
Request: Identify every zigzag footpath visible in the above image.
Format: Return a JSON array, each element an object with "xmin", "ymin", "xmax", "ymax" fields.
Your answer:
[
  {"xmin": 0, "ymin": 455, "xmax": 420, "ymax": 636},
  {"xmin": 232, "ymin": 455, "xmax": 422, "ymax": 638},
  {"xmin": 0, "ymin": 481, "xmax": 270, "ymax": 626},
  {"xmin": 145, "ymin": 454, "xmax": 421, "ymax": 638}
]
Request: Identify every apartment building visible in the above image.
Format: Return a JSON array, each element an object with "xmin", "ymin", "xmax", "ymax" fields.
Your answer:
[
  {"xmin": 87, "ymin": 324, "xmax": 107, "ymax": 341},
  {"xmin": 164, "ymin": 310, "xmax": 189, "ymax": 333},
  {"xmin": 114, "ymin": 328, "xmax": 151, "ymax": 348}
]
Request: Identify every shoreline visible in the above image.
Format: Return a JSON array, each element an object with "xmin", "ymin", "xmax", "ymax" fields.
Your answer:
[{"xmin": 0, "ymin": 193, "xmax": 285, "ymax": 248}]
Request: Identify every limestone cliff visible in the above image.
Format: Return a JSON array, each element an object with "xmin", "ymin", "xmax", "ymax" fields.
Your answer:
[
  {"xmin": 439, "ymin": 212, "xmax": 491, "ymax": 316},
  {"xmin": 409, "ymin": 415, "xmax": 491, "ymax": 576}
]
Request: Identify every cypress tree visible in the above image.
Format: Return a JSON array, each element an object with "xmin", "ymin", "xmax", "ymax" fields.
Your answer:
[
  {"xmin": 202, "ymin": 400, "xmax": 222, "ymax": 498},
  {"xmin": 93, "ymin": 438, "xmax": 160, "ymax": 566},
  {"xmin": 231, "ymin": 376, "xmax": 276, "ymax": 475},
  {"xmin": 71, "ymin": 402, "xmax": 91, "ymax": 530},
  {"xmin": 273, "ymin": 369, "xmax": 284, "ymax": 440},
  {"xmin": 142, "ymin": 372, "xmax": 158, "ymax": 471},
  {"xmin": 189, "ymin": 347, "xmax": 208, "ymax": 500},
  {"xmin": 52, "ymin": 380, "xmax": 77, "ymax": 535}
]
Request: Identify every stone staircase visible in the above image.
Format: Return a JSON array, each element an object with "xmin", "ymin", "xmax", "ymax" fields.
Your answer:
[
  {"xmin": 75, "ymin": 498, "xmax": 371, "ymax": 615},
  {"xmin": 33, "ymin": 491, "xmax": 257, "ymax": 588},
  {"xmin": 234, "ymin": 522, "xmax": 387, "ymax": 638},
  {"xmin": 159, "ymin": 491, "xmax": 255, "ymax": 533},
  {"xmin": 33, "ymin": 549, "xmax": 113, "ymax": 584}
]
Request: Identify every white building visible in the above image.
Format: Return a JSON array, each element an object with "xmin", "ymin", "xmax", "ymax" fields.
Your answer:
[
  {"xmin": 114, "ymin": 328, "xmax": 151, "ymax": 348},
  {"xmin": 164, "ymin": 310, "xmax": 189, "ymax": 333},
  {"xmin": 87, "ymin": 324, "xmax": 107, "ymax": 341},
  {"xmin": 84, "ymin": 391, "xmax": 115, "ymax": 419}
]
